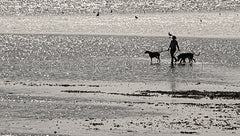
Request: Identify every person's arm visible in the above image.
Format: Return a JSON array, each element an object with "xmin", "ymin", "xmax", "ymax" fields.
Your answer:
[
  {"xmin": 168, "ymin": 41, "xmax": 171, "ymax": 51},
  {"xmin": 176, "ymin": 41, "xmax": 180, "ymax": 51}
]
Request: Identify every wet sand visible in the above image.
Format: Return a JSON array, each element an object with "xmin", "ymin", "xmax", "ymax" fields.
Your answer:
[
  {"xmin": 1, "ymin": 80, "xmax": 240, "ymax": 136},
  {"xmin": 0, "ymin": 12, "xmax": 239, "ymax": 135}
]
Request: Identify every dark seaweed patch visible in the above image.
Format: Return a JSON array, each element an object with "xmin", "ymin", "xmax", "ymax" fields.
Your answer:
[
  {"xmin": 140, "ymin": 90, "xmax": 240, "ymax": 99},
  {"xmin": 88, "ymin": 85, "xmax": 100, "ymax": 87},
  {"xmin": 90, "ymin": 122, "xmax": 104, "ymax": 126},
  {"xmin": 108, "ymin": 92, "xmax": 157, "ymax": 97},
  {"xmin": 61, "ymin": 90, "xmax": 103, "ymax": 94},
  {"xmin": 180, "ymin": 131, "xmax": 197, "ymax": 134}
]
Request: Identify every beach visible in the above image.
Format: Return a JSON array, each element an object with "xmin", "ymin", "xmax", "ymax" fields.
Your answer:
[
  {"xmin": 0, "ymin": 10, "xmax": 240, "ymax": 136},
  {"xmin": 1, "ymin": 80, "xmax": 240, "ymax": 136}
]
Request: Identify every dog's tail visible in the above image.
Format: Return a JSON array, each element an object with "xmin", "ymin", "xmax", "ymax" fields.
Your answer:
[
  {"xmin": 191, "ymin": 50, "xmax": 200, "ymax": 56},
  {"xmin": 194, "ymin": 52, "xmax": 200, "ymax": 56}
]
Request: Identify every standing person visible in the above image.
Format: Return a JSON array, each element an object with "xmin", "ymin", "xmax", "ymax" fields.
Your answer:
[{"xmin": 168, "ymin": 36, "xmax": 180, "ymax": 64}]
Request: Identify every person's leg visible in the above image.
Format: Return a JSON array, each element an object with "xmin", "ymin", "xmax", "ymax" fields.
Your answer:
[
  {"xmin": 172, "ymin": 49, "xmax": 177, "ymax": 62},
  {"xmin": 170, "ymin": 49, "xmax": 176, "ymax": 64},
  {"xmin": 173, "ymin": 56, "xmax": 177, "ymax": 62}
]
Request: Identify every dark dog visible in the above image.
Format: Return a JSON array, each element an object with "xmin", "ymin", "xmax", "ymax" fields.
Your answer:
[
  {"xmin": 177, "ymin": 52, "xmax": 200, "ymax": 63},
  {"xmin": 145, "ymin": 51, "xmax": 160, "ymax": 63}
]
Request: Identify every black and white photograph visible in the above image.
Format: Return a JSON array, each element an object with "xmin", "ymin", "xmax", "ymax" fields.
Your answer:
[{"xmin": 0, "ymin": 0, "xmax": 240, "ymax": 135}]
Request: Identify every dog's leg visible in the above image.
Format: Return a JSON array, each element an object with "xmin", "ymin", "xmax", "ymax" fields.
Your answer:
[
  {"xmin": 183, "ymin": 59, "xmax": 186, "ymax": 63},
  {"xmin": 193, "ymin": 58, "xmax": 196, "ymax": 62},
  {"xmin": 180, "ymin": 58, "xmax": 183, "ymax": 64},
  {"xmin": 157, "ymin": 56, "xmax": 160, "ymax": 63}
]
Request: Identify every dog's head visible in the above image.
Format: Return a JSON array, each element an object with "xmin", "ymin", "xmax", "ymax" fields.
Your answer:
[{"xmin": 145, "ymin": 51, "xmax": 150, "ymax": 54}]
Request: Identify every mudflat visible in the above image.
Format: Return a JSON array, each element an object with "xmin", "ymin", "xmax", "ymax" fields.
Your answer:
[{"xmin": 0, "ymin": 12, "xmax": 240, "ymax": 136}]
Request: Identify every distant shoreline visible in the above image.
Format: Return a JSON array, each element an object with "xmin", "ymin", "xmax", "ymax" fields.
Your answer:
[
  {"xmin": 0, "ymin": 10, "xmax": 239, "ymax": 17},
  {"xmin": 0, "ymin": 32, "xmax": 240, "ymax": 39},
  {"xmin": 0, "ymin": 12, "xmax": 239, "ymax": 39}
]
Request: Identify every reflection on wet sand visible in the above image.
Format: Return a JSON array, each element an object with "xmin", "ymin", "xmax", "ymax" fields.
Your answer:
[{"xmin": 169, "ymin": 64, "xmax": 177, "ymax": 91}]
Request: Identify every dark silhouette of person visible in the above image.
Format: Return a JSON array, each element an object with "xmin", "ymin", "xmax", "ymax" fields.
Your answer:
[{"xmin": 168, "ymin": 36, "xmax": 180, "ymax": 64}]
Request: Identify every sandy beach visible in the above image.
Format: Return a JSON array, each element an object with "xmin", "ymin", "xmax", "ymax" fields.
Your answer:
[
  {"xmin": 0, "ymin": 6, "xmax": 240, "ymax": 136},
  {"xmin": 1, "ymin": 79, "xmax": 240, "ymax": 136}
]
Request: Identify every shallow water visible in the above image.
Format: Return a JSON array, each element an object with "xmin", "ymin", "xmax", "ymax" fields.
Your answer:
[{"xmin": 0, "ymin": 34, "xmax": 239, "ymax": 86}]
